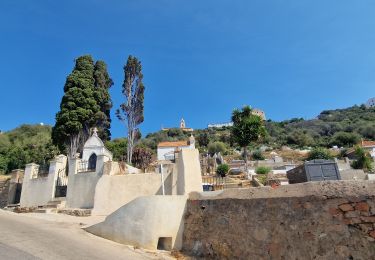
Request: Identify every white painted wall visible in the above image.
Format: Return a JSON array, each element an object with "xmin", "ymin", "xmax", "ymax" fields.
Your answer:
[
  {"xmin": 20, "ymin": 155, "xmax": 67, "ymax": 207},
  {"xmin": 92, "ymin": 171, "xmax": 174, "ymax": 215},
  {"xmin": 176, "ymin": 149, "xmax": 203, "ymax": 194},
  {"xmin": 66, "ymin": 155, "xmax": 109, "ymax": 209},
  {"xmin": 157, "ymin": 146, "xmax": 188, "ymax": 161},
  {"xmin": 85, "ymin": 196, "xmax": 188, "ymax": 250},
  {"xmin": 82, "ymin": 132, "xmax": 112, "ymax": 161},
  {"xmin": 157, "ymin": 141, "xmax": 195, "ymax": 161}
]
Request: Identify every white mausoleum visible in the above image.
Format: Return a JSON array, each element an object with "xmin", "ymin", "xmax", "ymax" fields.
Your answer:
[{"xmin": 82, "ymin": 128, "xmax": 112, "ymax": 162}]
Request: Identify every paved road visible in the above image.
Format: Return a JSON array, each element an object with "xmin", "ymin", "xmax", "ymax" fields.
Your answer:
[{"xmin": 0, "ymin": 210, "xmax": 170, "ymax": 260}]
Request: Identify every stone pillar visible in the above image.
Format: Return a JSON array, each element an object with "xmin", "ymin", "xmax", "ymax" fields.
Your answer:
[
  {"xmin": 96, "ymin": 155, "xmax": 109, "ymax": 176},
  {"xmin": 20, "ymin": 163, "xmax": 38, "ymax": 207},
  {"xmin": 66, "ymin": 158, "xmax": 79, "ymax": 208},
  {"xmin": 47, "ymin": 155, "xmax": 67, "ymax": 201},
  {"xmin": 7, "ymin": 169, "xmax": 24, "ymax": 205}
]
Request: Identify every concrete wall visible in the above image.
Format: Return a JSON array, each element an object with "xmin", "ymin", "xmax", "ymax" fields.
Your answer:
[
  {"xmin": 176, "ymin": 149, "xmax": 203, "ymax": 195},
  {"xmin": 20, "ymin": 155, "xmax": 67, "ymax": 207},
  {"xmin": 66, "ymin": 155, "xmax": 109, "ymax": 209},
  {"xmin": 86, "ymin": 196, "xmax": 188, "ymax": 251},
  {"xmin": 340, "ymin": 169, "xmax": 367, "ymax": 180},
  {"xmin": 182, "ymin": 181, "xmax": 375, "ymax": 259},
  {"xmin": 92, "ymin": 171, "xmax": 174, "ymax": 215},
  {"xmin": 91, "ymin": 149, "xmax": 201, "ymax": 215}
]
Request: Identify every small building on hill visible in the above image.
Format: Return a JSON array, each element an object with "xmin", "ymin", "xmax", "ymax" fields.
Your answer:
[
  {"xmin": 157, "ymin": 135, "xmax": 195, "ymax": 161},
  {"xmin": 162, "ymin": 118, "xmax": 193, "ymax": 132},
  {"xmin": 365, "ymin": 97, "xmax": 375, "ymax": 108},
  {"xmin": 208, "ymin": 108, "xmax": 266, "ymax": 128}
]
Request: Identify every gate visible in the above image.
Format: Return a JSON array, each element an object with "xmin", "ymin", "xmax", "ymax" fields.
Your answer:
[
  {"xmin": 55, "ymin": 168, "xmax": 68, "ymax": 198},
  {"xmin": 14, "ymin": 183, "xmax": 22, "ymax": 204}
]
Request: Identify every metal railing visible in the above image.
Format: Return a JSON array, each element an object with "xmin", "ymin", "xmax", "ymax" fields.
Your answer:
[
  {"xmin": 77, "ymin": 160, "xmax": 96, "ymax": 173},
  {"xmin": 31, "ymin": 165, "xmax": 49, "ymax": 178},
  {"xmin": 202, "ymin": 176, "xmax": 227, "ymax": 191},
  {"xmin": 55, "ymin": 167, "xmax": 68, "ymax": 197},
  {"xmin": 56, "ymin": 168, "xmax": 68, "ymax": 186}
]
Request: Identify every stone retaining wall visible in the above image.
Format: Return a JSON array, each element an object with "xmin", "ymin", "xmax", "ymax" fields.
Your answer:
[
  {"xmin": 182, "ymin": 181, "xmax": 375, "ymax": 259},
  {"xmin": 0, "ymin": 177, "xmax": 10, "ymax": 208}
]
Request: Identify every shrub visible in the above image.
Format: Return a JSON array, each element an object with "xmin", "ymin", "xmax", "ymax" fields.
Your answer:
[
  {"xmin": 216, "ymin": 164, "xmax": 229, "ymax": 177},
  {"xmin": 255, "ymin": 166, "xmax": 271, "ymax": 175},
  {"xmin": 331, "ymin": 132, "xmax": 360, "ymax": 147},
  {"xmin": 208, "ymin": 141, "xmax": 226, "ymax": 155},
  {"xmin": 351, "ymin": 146, "xmax": 373, "ymax": 172},
  {"xmin": 256, "ymin": 175, "xmax": 267, "ymax": 185},
  {"xmin": 307, "ymin": 147, "xmax": 333, "ymax": 161},
  {"xmin": 252, "ymin": 150, "xmax": 265, "ymax": 160}
]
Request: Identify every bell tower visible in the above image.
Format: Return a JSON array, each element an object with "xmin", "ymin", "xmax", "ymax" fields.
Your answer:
[{"xmin": 180, "ymin": 118, "xmax": 186, "ymax": 129}]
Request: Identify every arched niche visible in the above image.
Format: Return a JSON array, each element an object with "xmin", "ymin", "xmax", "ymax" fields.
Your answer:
[{"xmin": 88, "ymin": 153, "xmax": 97, "ymax": 171}]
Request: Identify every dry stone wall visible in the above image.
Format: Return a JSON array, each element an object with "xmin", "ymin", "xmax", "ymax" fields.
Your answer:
[{"xmin": 182, "ymin": 181, "xmax": 375, "ymax": 259}]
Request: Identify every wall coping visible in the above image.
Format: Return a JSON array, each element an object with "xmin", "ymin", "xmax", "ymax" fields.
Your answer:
[{"xmin": 189, "ymin": 180, "xmax": 375, "ymax": 201}]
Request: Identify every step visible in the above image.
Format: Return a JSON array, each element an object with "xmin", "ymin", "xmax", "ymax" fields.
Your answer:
[
  {"xmin": 57, "ymin": 208, "xmax": 91, "ymax": 217},
  {"xmin": 34, "ymin": 208, "xmax": 57, "ymax": 214}
]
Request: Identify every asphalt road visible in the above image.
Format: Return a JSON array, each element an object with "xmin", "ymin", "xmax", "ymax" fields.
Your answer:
[{"xmin": 0, "ymin": 210, "xmax": 169, "ymax": 260}]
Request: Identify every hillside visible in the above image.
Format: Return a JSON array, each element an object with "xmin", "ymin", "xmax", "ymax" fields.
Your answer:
[
  {"xmin": 265, "ymin": 105, "xmax": 375, "ymax": 148},
  {"xmin": 0, "ymin": 125, "xmax": 58, "ymax": 174},
  {"xmin": 1, "ymin": 104, "xmax": 374, "ymax": 173},
  {"xmin": 140, "ymin": 105, "xmax": 375, "ymax": 154}
]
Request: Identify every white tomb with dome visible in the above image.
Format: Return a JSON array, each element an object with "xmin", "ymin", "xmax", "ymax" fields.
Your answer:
[{"xmin": 82, "ymin": 128, "xmax": 113, "ymax": 162}]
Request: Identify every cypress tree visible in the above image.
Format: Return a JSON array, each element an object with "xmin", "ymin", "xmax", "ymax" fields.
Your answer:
[
  {"xmin": 116, "ymin": 55, "xmax": 145, "ymax": 163},
  {"xmin": 52, "ymin": 55, "xmax": 100, "ymax": 158},
  {"xmin": 93, "ymin": 60, "xmax": 113, "ymax": 141}
]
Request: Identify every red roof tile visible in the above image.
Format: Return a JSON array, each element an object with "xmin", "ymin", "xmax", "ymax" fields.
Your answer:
[{"xmin": 157, "ymin": 141, "xmax": 189, "ymax": 148}]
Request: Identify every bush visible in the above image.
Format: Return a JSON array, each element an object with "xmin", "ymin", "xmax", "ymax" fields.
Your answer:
[
  {"xmin": 216, "ymin": 164, "xmax": 229, "ymax": 177},
  {"xmin": 208, "ymin": 141, "xmax": 226, "ymax": 155},
  {"xmin": 256, "ymin": 175, "xmax": 267, "ymax": 185},
  {"xmin": 331, "ymin": 132, "xmax": 360, "ymax": 147},
  {"xmin": 255, "ymin": 166, "xmax": 271, "ymax": 175},
  {"xmin": 131, "ymin": 146, "xmax": 153, "ymax": 171},
  {"xmin": 307, "ymin": 147, "xmax": 333, "ymax": 161},
  {"xmin": 252, "ymin": 150, "xmax": 265, "ymax": 160},
  {"xmin": 351, "ymin": 146, "xmax": 373, "ymax": 172}
]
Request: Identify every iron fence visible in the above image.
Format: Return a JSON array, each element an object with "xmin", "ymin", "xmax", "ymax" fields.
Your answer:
[
  {"xmin": 202, "ymin": 175, "xmax": 227, "ymax": 191},
  {"xmin": 55, "ymin": 167, "xmax": 68, "ymax": 197},
  {"xmin": 77, "ymin": 160, "xmax": 96, "ymax": 173},
  {"xmin": 31, "ymin": 165, "xmax": 49, "ymax": 178}
]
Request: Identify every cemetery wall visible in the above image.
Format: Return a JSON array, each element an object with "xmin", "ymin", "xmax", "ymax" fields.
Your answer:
[{"xmin": 182, "ymin": 181, "xmax": 375, "ymax": 259}]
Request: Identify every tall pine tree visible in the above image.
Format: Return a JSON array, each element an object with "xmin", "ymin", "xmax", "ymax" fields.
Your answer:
[
  {"xmin": 52, "ymin": 55, "xmax": 100, "ymax": 158},
  {"xmin": 93, "ymin": 60, "xmax": 113, "ymax": 141}
]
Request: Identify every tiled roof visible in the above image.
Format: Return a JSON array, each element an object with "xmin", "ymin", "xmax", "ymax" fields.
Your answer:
[
  {"xmin": 361, "ymin": 140, "xmax": 375, "ymax": 147},
  {"xmin": 157, "ymin": 141, "xmax": 189, "ymax": 148}
]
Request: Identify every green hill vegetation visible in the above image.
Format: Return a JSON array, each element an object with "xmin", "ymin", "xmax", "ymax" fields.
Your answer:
[
  {"xmin": 0, "ymin": 125, "xmax": 58, "ymax": 174},
  {"xmin": 265, "ymin": 105, "xmax": 375, "ymax": 148},
  {"xmin": 1, "ymin": 104, "xmax": 374, "ymax": 174},
  {"xmin": 140, "ymin": 105, "xmax": 375, "ymax": 153}
]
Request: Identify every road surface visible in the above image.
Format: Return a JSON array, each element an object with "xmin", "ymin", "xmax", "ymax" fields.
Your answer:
[{"xmin": 0, "ymin": 210, "xmax": 172, "ymax": 260}]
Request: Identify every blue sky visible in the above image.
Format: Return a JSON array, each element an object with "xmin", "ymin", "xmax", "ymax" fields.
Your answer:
[{"xmin": 1, "ymin": 1, "xmax": 374, "ymax": 138}]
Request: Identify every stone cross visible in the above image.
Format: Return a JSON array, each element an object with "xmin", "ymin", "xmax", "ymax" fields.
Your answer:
[{"xmin": 93, "ymin": 127, "xmax": 98, "ymax": 136}]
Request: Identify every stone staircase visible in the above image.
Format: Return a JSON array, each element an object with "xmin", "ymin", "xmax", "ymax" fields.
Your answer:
[{"xmin": 0, "ymin": 178, "xmax": 10, "ymax": 208}]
